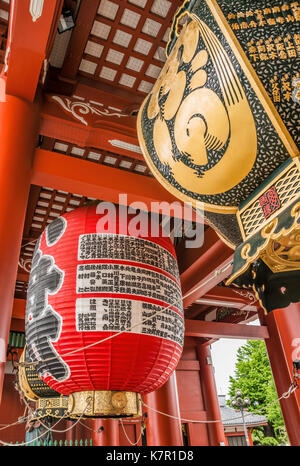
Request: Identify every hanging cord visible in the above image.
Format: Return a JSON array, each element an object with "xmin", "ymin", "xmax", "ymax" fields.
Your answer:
[
  {"xmin": 0, "ymin": 413, "xmax": 32, "ymax": 431},
  {"xmin": 0, "ymin": 372, "xmax": 93, "ymax": 436},
  {"xmin": 0, "ymin": 375, "xmax": 298, "ymax": 445},
  {"xmin": 0, "ymin": 397, "xmax": 93, "ymax": 446},
  {"xmin": 142, "ymin": 400, "xmax": 220, "ymax": 424},
  {"xmin": 141, "ymin": 378, "xmax": 299, "ymax": 425},
  {"xmin": 77, "ymin": 419, "xmax": 104, "ymax": 434},
  {"xmin": 21, "ymin": 396, "xmax": 94, "ymax": 435},
  {"xmin": 119, "ymin": 418, "xmax": 143, "ymax": 446},
  {"xmin": 0, "ymin": 414, "xmax": 66, "ymax": 446},
  {"xmin": 76, "ymin": 418, "xmax": 143, "ymax": 439},
  {"xmin": 18, "ymin": 260, "xmax": 233, "ymax": 369}
]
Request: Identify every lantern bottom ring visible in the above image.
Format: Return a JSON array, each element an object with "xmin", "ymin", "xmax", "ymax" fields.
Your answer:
[{"xmin": 67, "ymin": 390, "xmax": 142, "ymax": 419}]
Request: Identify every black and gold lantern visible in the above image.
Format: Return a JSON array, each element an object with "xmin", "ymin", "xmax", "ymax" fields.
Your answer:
[{"xmin": 137, "ymin": 0, "xmax": 300, "ymax": 312}]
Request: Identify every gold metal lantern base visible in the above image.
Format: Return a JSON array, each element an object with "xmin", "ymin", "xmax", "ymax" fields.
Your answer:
[{"xmin": 68, "ymin": 390, "xmax": 142, "ymax": 419}]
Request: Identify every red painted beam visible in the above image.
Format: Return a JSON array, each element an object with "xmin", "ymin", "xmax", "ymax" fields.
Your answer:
[
  {"xmin": 179, "ymin": 228, "xmax": 234, "ymax": 309},
  {"xmin": 12, "ymin": 298, "xmax": 26, "ymax": 320},
  {"xmin": 198, "ymin": 286, "xmax": 258, "ymax": 311},
  {"xmin": 184, "ymin": 319, "xmax": 269, "ymax": 340},
  {"xmin": 10, "ymin": 318, "xmax": 25, "ymax": 333},
  {"xmin": 32, "ymin": 149, "xmax": 200, "ymax": 220},
  {"xmin": 60, "ymin": 0, "xmax": 101, "ymax": 80},
  {"xmin": 4, "ymin": 0, "xmax": 63, "ymax": 101},
  {"xmin": 40, "ymin": 93, "xmax": 143, "ymax": 160}
]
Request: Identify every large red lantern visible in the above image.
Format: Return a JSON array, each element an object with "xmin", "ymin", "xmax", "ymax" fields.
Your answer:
[{"xmin": 25, "ymin": 204, "xmax": 184, "ymax": 417}]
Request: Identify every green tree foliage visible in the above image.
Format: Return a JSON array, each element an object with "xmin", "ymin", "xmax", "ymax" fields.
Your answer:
[{"xmin": 227, "ymin": 340, "xmax": 288, "ymax": 445}]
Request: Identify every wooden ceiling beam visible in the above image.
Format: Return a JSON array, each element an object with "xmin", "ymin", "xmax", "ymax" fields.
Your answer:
[
  {"xmin": 4, "ymin": 0, "xmax": 63, "ymax": 101},
  {"xmin": 40, "ymin": 92, "xmax": 143, "ymax": 160},
  {"xmin": 184, "ymin": 319, "xmax": 269, "ymax": 341},
  {"xmin": 57, "ymin": 0, "xmax": 182, "ymax": 98},
  {"xmin": 197, "ymin": 286, "xmax": 258, "ymax": 312},
  {"xmin": 31, "ymin": 148, "xmax": 191, "ymax": 217},
  {"xmin": 73, "ymin": 77, "xmax": 144, "ymax": 108},
  {"xmin": 179, "ymin": 228, "xmax": 234, "ymax": 309},
  {"xmin": 60, "ymin": 0, "xmax": 100, "ymax": 80},
  {"xmin": 22, "ymin": 185, "xmax": 42, "ymax": 238},
  {"xmin": 10, "ymin": 296, "xmax": 267, "ymax": 341}
]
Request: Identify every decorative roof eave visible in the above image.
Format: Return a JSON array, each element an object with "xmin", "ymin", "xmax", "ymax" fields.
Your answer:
[{"xmin": 223, "ymin": 419, "xmax": 268, "ymax": 427}]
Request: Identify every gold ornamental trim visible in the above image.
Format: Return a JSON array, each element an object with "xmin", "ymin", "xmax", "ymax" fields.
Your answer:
[
  {"xmin": 18, "ymin": 350, "xmax": 39, "ymax": 402},
  {"xmin": 31, "ymin": 396, "xmax": 70, "ymax": 421},
  {"xmin": 261, "ymin": 230, "xmax": 300, "ymax": 274},
  {"xmin": 37, "ymin": 396, "xmax": 69, "ymax": 411},
  {"xmin": 238, "ymin": 158, "xmax": 300, "ymax": 240},
  {"xmin": 68, "ymin": 390, "xmax": 142, "ymax": 419},
  {"xmin": 227, "ymin": 201, "xmax": 300, "ymax": 287}
]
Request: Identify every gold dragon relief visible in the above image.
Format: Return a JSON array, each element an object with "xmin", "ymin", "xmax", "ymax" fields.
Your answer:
[{"xmin": 137, "ymin": 15, "xmax": 258, "ymax": 204}]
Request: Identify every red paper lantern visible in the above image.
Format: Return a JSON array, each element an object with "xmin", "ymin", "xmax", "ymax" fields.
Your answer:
[{"xmin": 25, "ymin": 204, "xmax": 184, "ymax": 416}]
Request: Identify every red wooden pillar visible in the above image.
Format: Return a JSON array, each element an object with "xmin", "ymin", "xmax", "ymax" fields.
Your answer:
[
  {"xmin": 74, "ymin": 418, "xmax": 91, "ymax": 442},
  {"xmin": 92, "ymin": 419, "xmax": 119, "ymax": 446},
  {"xmin": 247, "ymin": 428, "xmax": 254, "ymax": 446},
  {"xmin": 197, "ymin": 343, "xmax": 226, "ymax": 446},
  {"xmin": 65, "ymin": 420, "xmax": 75, "ymax": 444},
  {"xmin": 259, "ymin": 304, "xmax": 300, "ymax": 445},
  {"xmin": 143, "ymin": 372, "xmax": 183, "ymax": 446},
  {"xmin": 0, "ymin": 92, "xmax": 38, "ymax": 403}
]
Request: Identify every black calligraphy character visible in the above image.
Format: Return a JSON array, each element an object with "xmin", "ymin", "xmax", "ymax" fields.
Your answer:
[
  {"xmin": 25, "ymin": 240, "xmax": 69, "ymax": 381},
  {"xmin": 46, "ymin": 217, "xmax": 67, "ymax": 246}
]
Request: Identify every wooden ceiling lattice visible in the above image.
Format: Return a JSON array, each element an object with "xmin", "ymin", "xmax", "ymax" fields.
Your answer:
[
  {"xmin": 40, "ymin": 136, "xmax": 153, "ymax": 176},
  {"xmin": 27, "ymin": 186, "xmax": 97, "ymax": 237},
  {"xmin": 18, "ymin": 182, "xmax": 176, "ymax": 281},
  {"xmin": 62, "ymin": 0, "xmax": 182, "ymax": 96},
  {"xmin": 17, "ymin": 185, "xmax": 99, "ymax": 299}
]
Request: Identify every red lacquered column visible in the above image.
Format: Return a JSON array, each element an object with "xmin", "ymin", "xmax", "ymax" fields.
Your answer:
[
  {"xmin": 143, "ymin": 372, "xmax": 183, "ymax": 446},
  {"xmin": 197, "ymin": 343, "xmax": 226, "ymax": 446},
  {"xmin": 92, "ymin": 419, "xmax": 119, "ymax": 446},
  {"xmin": 0, "ymin": 93, "xmax": 38, "ymax": 402},
  {"xmin": 259, "ymin": 303, "xmax": 300, "ymax": 445}
]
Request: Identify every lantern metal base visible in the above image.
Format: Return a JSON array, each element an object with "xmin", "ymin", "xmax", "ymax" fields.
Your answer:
[{"xmin": 67, "ymin": 390, "xmax": 142, "ymax": 419}]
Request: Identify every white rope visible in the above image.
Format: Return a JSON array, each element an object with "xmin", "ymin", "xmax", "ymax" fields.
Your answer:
[
  {"xmin": 120, "ymin": 418, "xmax": 143, "ymax": 446},
  {"xmin": 20, "ymin": 260, "xmax": 233, "ymax": 368},
  {"xmin": 3, "ymin": 240, "xmax": 299, "ymax": 442},
  {"xmin": 141, "ymin": 382, "xmax": 299, "ymax": 425},
  {"xmin": 0, "ymin": 397, "xmax": 92, "ymax": 446},
  {"xmin": 142, "ymin": 400, "xmax": 221, "ymax": 424},
  {"xmin": 0, "ymin": 381, "xmax": 297, "ymax": 445}
]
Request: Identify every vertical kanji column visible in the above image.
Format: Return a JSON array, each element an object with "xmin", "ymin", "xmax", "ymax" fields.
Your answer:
[
  {"xmin": 143, "ymin": 372, "xmax": 183, "ymax": 446},
  {"xmin": 0, "ymin": 92, "xmax": 38, "ymax": 402},
  {"xmin": 197, "ymin": 343, "xmax": 226, "ymax": 446},
  {"xmin": 259, "ymin": 304, "xmax": 300, "ymax": 445}
]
